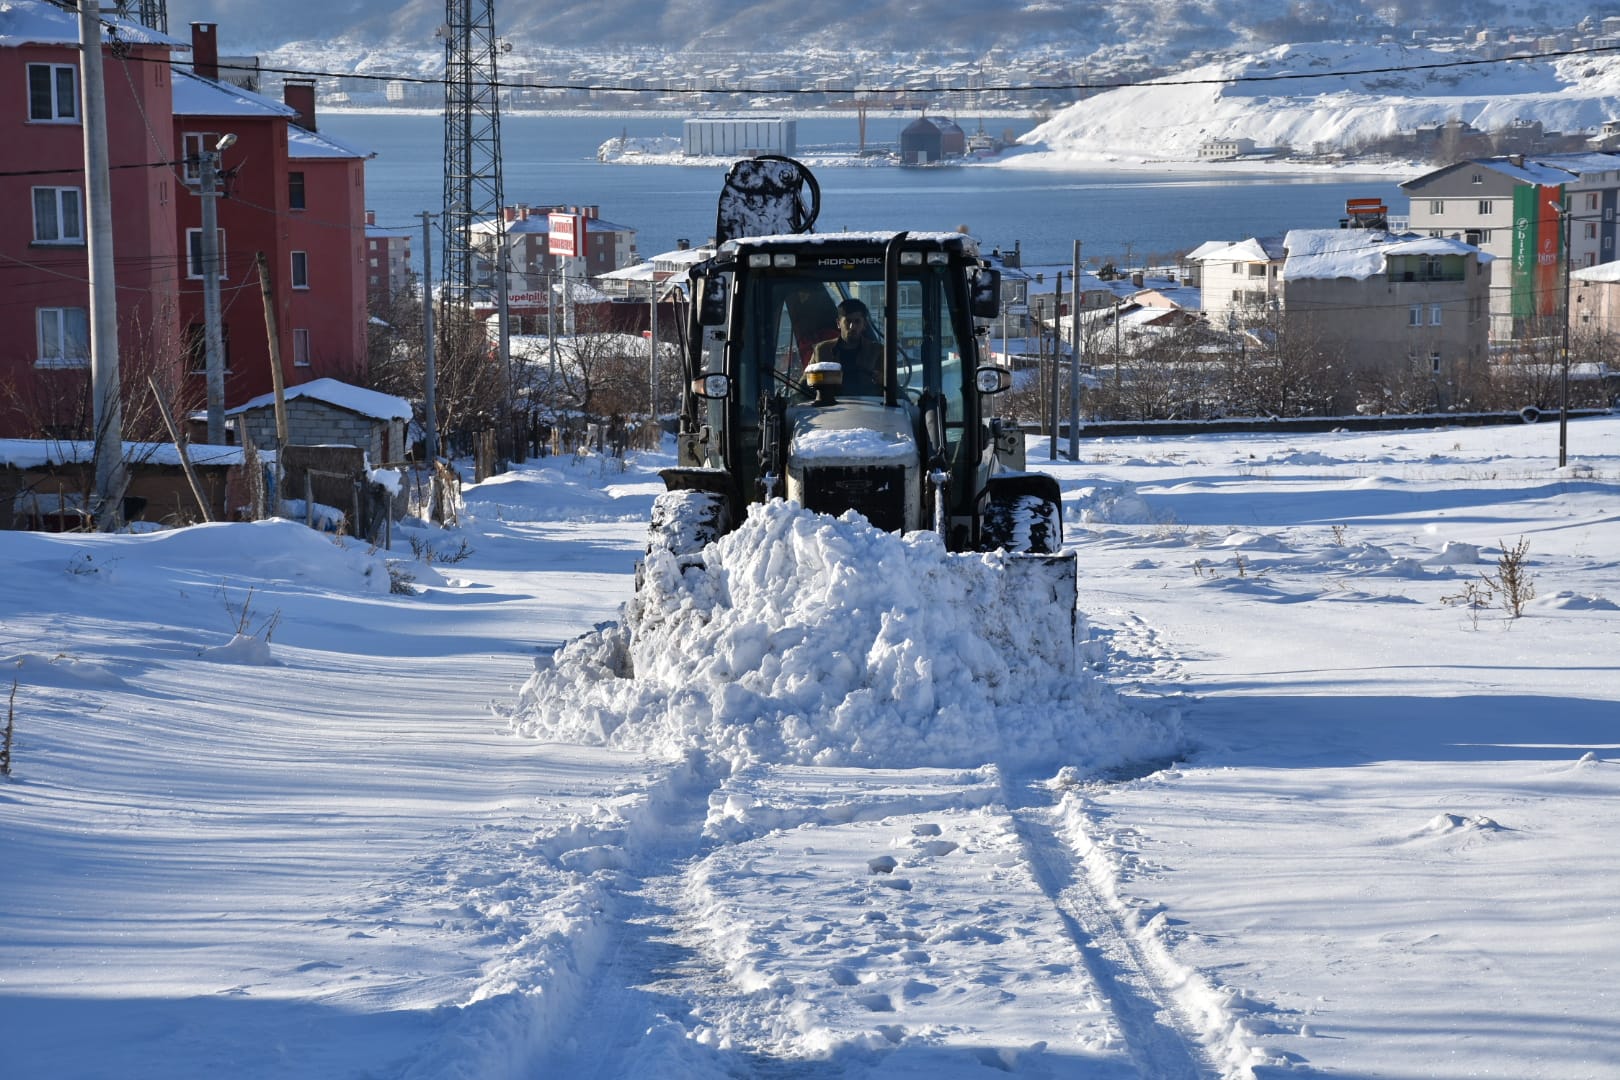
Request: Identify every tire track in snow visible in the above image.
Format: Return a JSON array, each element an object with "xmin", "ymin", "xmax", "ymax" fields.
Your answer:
[
  {"xmin": 1002, "ymin": 774, "xmax": 1221, "ymax": 1080},
  {"xmin": 523, "ymin": 754, "xmax": 743, "ymax": 1080}
]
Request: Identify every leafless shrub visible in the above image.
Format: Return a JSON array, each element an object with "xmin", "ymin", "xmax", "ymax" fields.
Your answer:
[{"xmin": 1487, "ymin": 537, "xmax": 1536, "ymax": 619}]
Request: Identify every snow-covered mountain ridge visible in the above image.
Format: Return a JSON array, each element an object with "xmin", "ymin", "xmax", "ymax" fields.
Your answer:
[
  {"xmin": 1014, "ymin": 40, "xmax": 1620, "ymax": 165},
  {"xmin": 180, "ymin": 0, "xmax": 1620, "ymax": 56}
]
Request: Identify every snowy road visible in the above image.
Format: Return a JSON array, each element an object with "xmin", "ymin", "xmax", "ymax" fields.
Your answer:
[
  {"xmin": 524, "ymin": 758, "xmax": 1225, "ymax": 1079},
  {"xmin": 5, "ymin": 421, "xmax": 1618, "ymax": 1079}
]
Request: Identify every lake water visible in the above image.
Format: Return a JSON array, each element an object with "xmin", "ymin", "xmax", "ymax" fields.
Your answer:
[{"xmin": 324, "ymin": 111, "xmax": 1412, "ymax": 272}]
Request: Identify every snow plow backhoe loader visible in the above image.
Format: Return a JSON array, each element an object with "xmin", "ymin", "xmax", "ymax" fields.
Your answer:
[{"xmin": 646, "ymin": 156, "xmax": 1076, "ymax": 618}]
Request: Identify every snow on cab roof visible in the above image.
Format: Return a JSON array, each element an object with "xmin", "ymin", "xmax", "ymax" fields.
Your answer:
[
  {"xmin": 1282, "ymin": 229, "xmax": 1490, "ymax": 281},
  {"xmin": 0, "ymin": 0, "xmax": 182, "ymax": 47},
  {"xmin": 225, "ymin": 378, "xmax": 412, "ymax": 422}
]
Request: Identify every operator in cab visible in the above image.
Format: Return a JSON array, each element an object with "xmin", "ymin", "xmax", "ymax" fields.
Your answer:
[{"xmin": 809, "ymin": 298, "xmax": 883, "ymax": 396}]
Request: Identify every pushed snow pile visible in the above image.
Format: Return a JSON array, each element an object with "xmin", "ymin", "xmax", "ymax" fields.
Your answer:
[{"xmin": 512, "ymin": 502, "xmax": 1180, "ymax": 771}]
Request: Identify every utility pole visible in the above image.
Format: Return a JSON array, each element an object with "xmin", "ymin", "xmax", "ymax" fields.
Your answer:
[
  {"xmin": 546, "ymin": 265, "xmax": 558, "ymax": 383},
  {"xmin": 78, "ymin": 1, "xmax": 124, "ymax": 527},
  {"xmin": 649, "ymin": 274, "xmax": 659, "ymax": 447},
  {"xmin": 419, "ymin": 211, "xmax": 438, "ymax": 463},
  {"xmin": 253, "ymin": 252, "xmax": 288, "ymax": 446},
  {"xmin": 198, "ymin": 135, "xmax": 234, "ymax": 444},
  {"xmin": 1049, "ymin": 271, "xmax": 1061, "ymax": 462},
  {"xmin": 1069, "ymin": 240, "xmax": 1081, "ymax": 461},
  {"xmin": 495, "ymin": 228, "xmax": 514, "ymax": 459},
  {"xmin": 1551, "ymin": 198, "xmax": 1571, "ymax": 468}
]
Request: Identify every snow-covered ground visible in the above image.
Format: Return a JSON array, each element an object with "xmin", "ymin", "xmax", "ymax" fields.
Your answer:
[{"xmin": 3, "ymin": 417, "xmax": 1618, "ymax": 1079}]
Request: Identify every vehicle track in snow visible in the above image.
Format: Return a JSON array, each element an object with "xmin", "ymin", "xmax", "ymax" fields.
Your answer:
[{"xmin": 1002, "ymin": 774, "xmax": 1221, "ymax": 1080}]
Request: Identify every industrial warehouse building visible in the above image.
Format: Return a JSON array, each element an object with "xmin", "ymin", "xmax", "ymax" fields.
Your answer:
[{"xmin": 683, "ymin": 116, "xmax": 797, "ymax": 157}]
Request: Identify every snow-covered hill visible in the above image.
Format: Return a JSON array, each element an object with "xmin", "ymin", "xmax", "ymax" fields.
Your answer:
[
  {"xmin": 170, "ymin": 0, "xmax": 1620, "ymax": 57},
  {"xmin": 1012, "ymin": 40, "xmax": 1620, "ymax": 166}
]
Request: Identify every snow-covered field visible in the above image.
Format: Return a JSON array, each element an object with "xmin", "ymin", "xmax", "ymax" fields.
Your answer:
[{"xmin": 3, "ymin": 417, "xmax": 1618, "ymax": 1079}]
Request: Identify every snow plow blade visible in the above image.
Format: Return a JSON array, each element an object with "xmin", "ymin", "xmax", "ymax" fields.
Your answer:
[{"xmin": 1004, "ymin": 549, "xmax": 1079, "ymax": 646}]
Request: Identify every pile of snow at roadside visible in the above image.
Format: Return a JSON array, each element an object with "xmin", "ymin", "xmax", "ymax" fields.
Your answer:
[{"xmin": 511, "ymin": 500, "xmax": 1180, "ymax": 771}]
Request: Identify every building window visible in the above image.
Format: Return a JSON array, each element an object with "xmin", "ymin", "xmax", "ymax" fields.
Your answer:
[
  {"xmin": 27, "ymin": 63, "xmax": 78, "ymax": 122},
  {"xmin": 1409, "ymin": 305, "xmax": 1423, "ymax": 326},
  {"xmin": 291, "ymin": 250, "xmax": 309, "ymax": 289},
  {"xmin": 185, "ymin": 228, "xmax": 227, "ymax": 279},
  {"xmin": 1430, "ymin": 304, "xmax": 1442, "ymax": 326},
  {"xmin": 37, "ymin": 307, "xmax": 90, "ymax": 367},
  {"xmin": 288, "ymin": 171, "xmax": 306, "ymax": 210},
  {"xmin": 32, "ymin": 186, "xmax": 83, "ymax": 244},
  {"xmin": 1470, "ymin": 173, "xmax": 1483, "ymax": 184},
  {"xmin": 1585, "ymin": 222, "xmax": 1599, "ymax": 240},
  {"xmin": 293, "ymin": 328, "xmax": 311, "ymax": 366},
  {"xmin": 1587, "ymin": 193, "xmax": 1600, "ymax": 211},
  {"xmin": 180, "ymin": 132, "xmax": 219, "ymax": 184},
  {"xmin": 1478, "ymin": 200, "xmax": 1494, "ymax": 215},
  {"xmin": 1430, "ymin": 199, "xmax": 1444, "ymax": 214},
  {"xmin": 1430, "ymin": 352, "xmax": 1442, "ymax": 373}
]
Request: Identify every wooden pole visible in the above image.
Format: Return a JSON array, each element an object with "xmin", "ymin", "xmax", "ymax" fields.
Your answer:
[
  {"xmin": 146, "ymin": 376, "xmax": 214, "ymax": 522},
  {"xmin": 255, "ymin": 252, "xmax": 290, "ymax": 446}
]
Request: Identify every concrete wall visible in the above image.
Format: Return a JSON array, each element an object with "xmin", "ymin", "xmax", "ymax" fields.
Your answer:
[{"xmin": 237, "ymin": 399, "xmax": 404, "ymax": 463}]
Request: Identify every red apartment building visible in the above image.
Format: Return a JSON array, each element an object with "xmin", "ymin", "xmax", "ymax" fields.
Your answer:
[
  {"xmin": 365, "ymin": 210, "xmax": 415, "ymax": 309},
  {"xmin": 175, "ymin": 25, "xmax": 371, "ymax": 412},
  {"xmin": 0, "ymin": 3, "xmax": 181, "ymax": 437}
]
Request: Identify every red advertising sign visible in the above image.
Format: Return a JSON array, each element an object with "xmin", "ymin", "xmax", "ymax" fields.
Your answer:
[{"xmin": 548, "ymin": 212, "xmax": 586, "ymax": 257}]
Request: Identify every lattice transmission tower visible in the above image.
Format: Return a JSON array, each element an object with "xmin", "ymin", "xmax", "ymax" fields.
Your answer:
[
  {"xmin": 115, "ymin": 0, "xmax": 168, "ymax": 34},
  {"xmin": 439, "ymin": 0, "xmax": 505, "ymax": 308}
]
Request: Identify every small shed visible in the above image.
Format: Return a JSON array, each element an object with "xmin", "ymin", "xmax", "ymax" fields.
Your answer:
[
  {"xmin": 228, "ymin": 378, "xmax": 413, "ymax": 462},
  {"xmin": 1, "ymin": 440, "xmax": 249, "ymax": 530}
]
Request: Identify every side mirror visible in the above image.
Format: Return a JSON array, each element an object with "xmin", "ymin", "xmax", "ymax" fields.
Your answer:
[
  {"xmin": 974, "ymin": 364, "xmax": 1012, "ymax": 395},
  {"xmin": 971, "ymin": 268, "xmax": 1001, "ymax": 320},
  {"xmin": 698, "ymin": 274, "xmax": 729, "ymax": 326},
  {"xmin": 692, "ymin": 372, "xmax": 730, "ymax": 399}
]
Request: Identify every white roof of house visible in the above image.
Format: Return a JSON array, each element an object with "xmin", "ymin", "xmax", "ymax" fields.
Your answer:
[
  {"xmin": 0, "ymin": 1, "xmax": 182, "ymax": 47},
  {"xmin": 1190, "ymin": 236, "xmax": 1286, "ymax": 263},
  {"xmin": 172, "ymin": 68, "xmax": 297, "ymax": 119},
  {"xmin": 1572, "ymin": 260, "xmax": 1620, "ymax": 284},
  {"xmin": 1282, "ymin": 229, "xmax": 1490, "ymax": 281},
  {"xmin": 1405, "ymin": 152, "xmax": 1620, "ymax": 190},
  {"xmin": 0, "ymin": 439, "xmax": 250, "ymax": 469},
  {"xmin": 226, "ymin": 378, "xmax": 412, "ymax": 422},
  {"xmin": 288, "ymin": 125, "xmax": 372, "ymax": 160}
]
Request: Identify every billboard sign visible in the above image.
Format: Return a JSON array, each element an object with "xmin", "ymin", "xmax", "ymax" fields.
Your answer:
[
  {"xmin": 1511, "ymin": 184, "xmax": 1564, "ymax": 319},
  {"xmin": 548, "ymin": 212, "xmax": 586, "ymax": 257}
]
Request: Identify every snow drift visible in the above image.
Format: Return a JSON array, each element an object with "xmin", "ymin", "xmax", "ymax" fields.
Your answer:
[{"xmin": 512, "ymin": 501, "xmax": 1179, "ymax": 771}]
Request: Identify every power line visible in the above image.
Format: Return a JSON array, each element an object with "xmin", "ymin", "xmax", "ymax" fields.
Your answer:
[{"xmin": 109, "ymin": 40, "xmax": 1620, "ymax": 98}]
